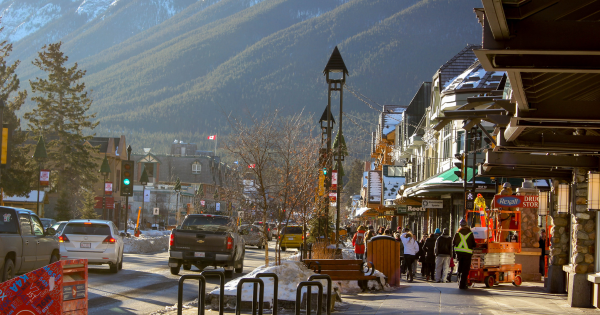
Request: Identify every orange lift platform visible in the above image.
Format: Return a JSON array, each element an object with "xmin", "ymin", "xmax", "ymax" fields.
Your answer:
[{"xmin": 466, "ymin": 204, "xmax": 523, "ymax": 288}]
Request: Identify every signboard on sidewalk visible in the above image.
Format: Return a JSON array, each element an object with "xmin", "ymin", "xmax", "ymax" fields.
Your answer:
[
  {"xmin": 422, "ymin": 200, "xmax": 443, "ymax": 208},
  {"xmin": 40, "ymin": 169, "xmax": 50, "ymax": 186},
  {"xmin": 493, "ymin": 195, "xmax": 539, "ymax": 208}
]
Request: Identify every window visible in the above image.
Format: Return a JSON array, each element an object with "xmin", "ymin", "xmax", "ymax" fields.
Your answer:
[
  {"xmin": 387, "ymin": 166, "xmax": 403, "ymax": 177},
  {"xmin": 192, "ymin": 162, "xmax": 201, "ymax": 174},
  {"xmin": 63, "ymin": 223, "xmax": 111, "ymax": 236},
  {"xmin": 19, "ymin": 214, "xmax": 32, "ymax": 235},
  {"xmin": 31, "ymin": 216, "xmax": 45, "ymax": 236},
  {"xmin": 0, "ymin": 210, "xmax": 18, "ymax": 234},
  {"xmin": 442, "ymin": 124, "xmax": 452, "ymax": 159},
  {"xmin": 456, "ymin": 131, "xmax": 465, "ymax": 153}
]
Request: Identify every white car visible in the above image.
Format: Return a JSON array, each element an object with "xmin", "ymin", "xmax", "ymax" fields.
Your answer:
[{"xmin": 59, "ymin": 219, "xmax": 125, "ymax": 273}]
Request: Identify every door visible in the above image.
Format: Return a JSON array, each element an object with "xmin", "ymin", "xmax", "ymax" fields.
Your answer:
[
  {"xmin": 18, "ymin": 214, "xmax": 37, "ymax": 272},
  {"xmin": 31, "ymin": 216, "xmax": 54, "ymax": 268}
]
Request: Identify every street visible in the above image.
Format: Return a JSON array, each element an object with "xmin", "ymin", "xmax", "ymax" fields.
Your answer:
[{"xmin": 87, "ymin": 240, "xmax": 285, "ymax": 315}]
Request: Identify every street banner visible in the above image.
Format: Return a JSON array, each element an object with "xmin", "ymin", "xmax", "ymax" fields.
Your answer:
[
  {"xmin": 329, "ymin": 192, "xmax": 337, "ymax": 202},
  {"xmin": 40, "ymin": 169, "xmax": 50, "ymax": 186},
  {"xmin": 105, "ymin": 182, "xmax": 113, "ymax": 195},
  {"xmin": 422, "ymin": 200, "xmax": 443, "ymax": 208},
  {"xmin": 216, "ymin": 203, "xmax": 221, "ymax": 211},
  {"xmin": 493, "ymin": 195, "xmax": 539, "ymax": 208},
  {"xmin": 143, "ymin": 189, "xmax": 150, "ymax": 202},
  {"xmin": 0, "ymin": 261, "xmax": 63, "ymax": 314},
  {"xmin": 331, "ymin": 171, "xmax": 338, "ymax": 190},
  {"xmin": 153, "ymin": 208, "xmax": 159, "ymax": 215},
  {"xmin": 248, "ymin": 164, "xmax": 256, "ymax": 168},
  {"xmin": 200, "ymin": 200, "xmax": 205, "ymax": 206}
]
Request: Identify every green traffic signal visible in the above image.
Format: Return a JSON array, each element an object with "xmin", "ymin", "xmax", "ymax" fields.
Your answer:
[
  {"xmin": 322, "ymin": 167, "xmax": 327, "ymax": 175},
  {"xmin": 123, "ymin": 178, "xmax": 131, "ymax": 185}
]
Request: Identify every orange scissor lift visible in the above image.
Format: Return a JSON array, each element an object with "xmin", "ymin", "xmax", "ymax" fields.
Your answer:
[{"xmin": 466, "ymin": 205, "xmax": 523, "ymax": 288}]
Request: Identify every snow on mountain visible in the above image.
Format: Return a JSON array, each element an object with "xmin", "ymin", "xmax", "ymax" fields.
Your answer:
[{"xmin": 76, "ymin": 0, "xmax": 115, "ymax": 22}]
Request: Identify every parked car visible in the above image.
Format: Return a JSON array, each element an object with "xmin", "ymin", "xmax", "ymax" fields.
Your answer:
[
  {"xmin": 239, "ymin": 225, "xmax": 265, "ymax": 249},
  {"xmin": 0, "ymin": 206, "xmax": 60, "ymax": 282},
  {"xmin": 40, "ymin": 218, "xmax": 57, "ymax": 229},
  {"xmin": 279, "ymin": 225, "xmax": 304, "ymax": 251},
  {"xmin": 253, "ymin": 221, "xmax": 273, "ymax": 241},
  {"xmin": 168, "ymin": 214, "xmax": 244, "ymax": 278},
  {"xmin": 50, "ymin": 221, "xmax": 68, "ymax": 235},
  {"xmin": 268, "ymin": 222, "xmax": 278, "ymax": 236},
  {"xmin": 59, "ymin": 219, "xmax": 125, "ymax": 273}
]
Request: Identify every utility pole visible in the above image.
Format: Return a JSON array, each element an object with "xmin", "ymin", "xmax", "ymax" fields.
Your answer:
[
  {"xmin": 125, "ymin": 145, "xmax": 132, "ymax": 233},
  {"xmin": 140, "ymin": 166, "xmax": 149, "ymax": 229}
]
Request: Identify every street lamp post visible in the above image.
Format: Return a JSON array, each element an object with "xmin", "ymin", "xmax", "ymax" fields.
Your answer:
[
  {"xmin": 125, "ymin": 145, "xmax": 132, "ymax": 233},
  {"xmin": 33, "ymin": 136, "xmax": 47, "ymax": 216},
  {"xmin": 99, "ymin": 155, "xmax": 111, "ymax": 220},
  {"xmin": 140, "ymin": 166, "xmax": 149, "ymax": 229}
]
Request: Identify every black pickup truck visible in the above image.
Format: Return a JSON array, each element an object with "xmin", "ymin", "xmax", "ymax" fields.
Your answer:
[
  {"xmin": 168, "ymin": 214, "xmax": 245, "ymax": 278},
  {"xmin": 0, "ymin": 207, "xmax": 59, "ymax": 282}
]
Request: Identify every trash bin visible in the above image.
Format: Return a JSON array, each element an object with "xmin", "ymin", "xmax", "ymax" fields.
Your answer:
[{"xmin": 366, "ymin": 235, "xmax": 401, "ymax": 286}]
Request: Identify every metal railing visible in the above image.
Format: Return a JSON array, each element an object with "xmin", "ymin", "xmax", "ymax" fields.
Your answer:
[
  {"xmin": 307, "ymin": 275, "xmax": 332, "ymax": 315},
  {"xmin": 255, "ymin": 272, "xmax": 278, "ymax": 315},
  {"xmin": 200, "ymin": 270, "xmax": 225, "ymax": 315},
  {"xmin": 295, "ymin": 281, "xmax": 323, "ymax": 315},
  {"xmin": 177, "ymin": 274, "xmax": 206, "ymax": 315},
  {"xmin": 236, "ymin": 278, "xmax": 265, "ymax": 315}
]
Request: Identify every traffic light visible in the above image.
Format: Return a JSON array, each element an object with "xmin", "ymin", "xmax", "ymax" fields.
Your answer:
[
  {"xmin": 0, "ymin": 124, "xmax": 11, "ymax": 169},
  {"xmin": 322, "ymin": 167, "xmax": 328, "ymax": 175},
  {"xmin": 318, "ymin": 172, "xmax": 325, "ymax": 196},
  {"xmin": 454, "ymin": 153, "xmax": 464, "ymax": 179},
  {"xmin": 121, "ymin": 160, "xmax": 134, "ymax": 196}
]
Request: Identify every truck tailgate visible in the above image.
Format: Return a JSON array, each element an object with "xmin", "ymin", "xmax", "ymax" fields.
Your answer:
[{"xmin": 173, "ymin": 230, "xmax": 229, "ymax": 252}]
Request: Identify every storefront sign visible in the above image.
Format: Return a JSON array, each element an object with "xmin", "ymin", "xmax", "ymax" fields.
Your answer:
[
  {"xmin": 396, "ymin": 205, "xmax": 424, "ymax": 214},
  {"xmin": 493, "ymin": 195, "xmax": 539, "ymax": 208},
  {"xmin": 40, "ymin": 170, "xmax": 50, "ymax": 186},
  {"xmin": 422, "ymin": 200, "xmax": 443, "ymax": 208},
  {"xmin": 384, "ymin": 210, "xmax": 394, "ymax": 216}
]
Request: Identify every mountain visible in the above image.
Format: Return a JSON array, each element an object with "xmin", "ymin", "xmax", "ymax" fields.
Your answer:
[{"xmin": 4, "ymin": 0, "xmax": 482, "ymax": 153}]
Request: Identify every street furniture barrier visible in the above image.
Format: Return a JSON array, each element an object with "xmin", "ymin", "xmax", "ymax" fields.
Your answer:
[
  {"xmin": 200, "ymin": 270, "xmax": 225, "ymax": 315},
  {"xmin": 307, "ymin": 274, "xmax": 332, "ymax": 315},
  {"xmin": 236, "ymin": 278, "xmax": 264, "ymax": 315},
  {"xmin": 303, "ymin": 259, "xmax": 380, "ymax": 291},
  {"xmin": 61, "ymin": 259, "xmax": 88, "ymax": 314},
  {"xmin": 295, "ymin": 281, "xmax": 323, "ymax": 315},
  {"xmin": 255, "ymin": 272, "xmax": 278, "ymax": 315},
  {"xmin": 178, "ymin": 274, "xmax": 206, "ymax": 315},
  {"xmin": 366, "ymin": 235, "xmax": 400, "ymax": 286}
]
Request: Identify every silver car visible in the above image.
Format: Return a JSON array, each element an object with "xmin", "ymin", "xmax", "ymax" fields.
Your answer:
[
  {"xmin": 59, "ymin": 219, "xmax": 124, "ymax": 273},
  {"xmin": 240, "ymin": 224, "xmax": 265, "ymax": 249}
]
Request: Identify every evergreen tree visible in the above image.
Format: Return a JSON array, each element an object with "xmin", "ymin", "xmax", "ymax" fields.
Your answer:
[
  {"xmin": 79, "ymin": 189, "xmax": 100, "ymax": 219},
  {"xmin": 24, "ymin": 42, "xmax": 99, "ymax": 219},
  {"xmin": 0, "ymin": 28, "xmax": 33, "ymax": 196},
  {"xmin": 55, "ymin": 189, "xmax": 71, "ymax": 221},
  {"xmin": 344, "ymin": 159, "xmax": 364, "ymax": 196}
]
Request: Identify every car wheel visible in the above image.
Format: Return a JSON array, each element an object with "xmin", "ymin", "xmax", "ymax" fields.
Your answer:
[
  {"xmin": 281, "ymin": 247, "xmax": 286, "ymax": 251},
  {"xmin": 170, "ymin": 265, "xmax": 181, "ymax": 275},
  {"xmin": 2, "ymin": 258, "xmax": 15, "ymax": 282},
  {"xmin": 183, "ymin": 264, "xmax": 192, "ymax": 271},
  {"xmin": 109, "ymin": 262, "xmax": 118, "ymax": 273},
  {"xmin": 118, "ymin": 251, "xmax": 123, "ymax": 270},
  {"xmin": 50, "ymin": 254, "xmax": 59, "ymax": 264},
  {"xmin": 224, "ymin": 269, "xmax": 234, "ymax": 278}
]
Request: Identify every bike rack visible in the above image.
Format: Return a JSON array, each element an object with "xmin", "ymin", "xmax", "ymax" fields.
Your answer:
[
  {"xmin": 295, "ymin": 281, "xmax": 323, "ymax": 315},
  {"xmin": 255, "ymin": 272, "xmax": 278, "ymax": 315},
  {"xmin": 200, "ymin": 270, "xmax": 225, "ymax": 315},
  {"xmin": 236, "ymin": 278, "xmax": 265, "ymax": 315},
  {"xmin": 307, "ymin": 275, "xmax": 331, "ymax": 315},
  {"xmin": 178, "ymin": 274, "xmax": 207, "ymax": 315}
]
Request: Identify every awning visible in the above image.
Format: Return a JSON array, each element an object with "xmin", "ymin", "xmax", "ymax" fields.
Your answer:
[{"xmin": 355, "ymin": 207, "xmax": 378, "ymax": 217}]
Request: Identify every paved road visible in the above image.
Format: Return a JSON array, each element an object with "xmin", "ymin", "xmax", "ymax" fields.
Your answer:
[{"xmin": 87, "ymin": 240, "xmax": 289, "ymax": 315}]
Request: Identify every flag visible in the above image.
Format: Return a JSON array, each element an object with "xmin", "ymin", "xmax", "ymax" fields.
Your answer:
[
  {"xmin": 207, "ymin": 135, "xmax": 216, "ymax": 140},
  {"xmin": 248, "ymin": 164, "xmax": 256, "ymax": 168}
]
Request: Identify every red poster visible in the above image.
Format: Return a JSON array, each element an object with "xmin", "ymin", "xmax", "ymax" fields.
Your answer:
[
  {"xmin": 331, "ymin": 171, "xmax": 338, "ymax": 190},
  {"xmin": 0, "ymin": 261, "xmax": 63, "ymax": 314},
  {"xmin": 105, "ymin": 182, "xmax": 113, "ymax": 195},
  {"xmin": 40, "ymin": 170, "xmax": 50, "ymax": 187}
]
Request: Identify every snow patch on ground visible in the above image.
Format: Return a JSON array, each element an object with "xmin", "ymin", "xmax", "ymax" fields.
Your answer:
[{"xmin": 123, "ymin": 234, "xmax": 169, "ymax": 254}]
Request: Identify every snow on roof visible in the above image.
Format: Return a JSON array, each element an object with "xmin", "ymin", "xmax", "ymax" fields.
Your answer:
[
  {"xmin": 3, "ymin": 191, "xmax": 46, "ymax": 203},
  {"xmin": 443, "ymin": 60, "xmax": 504, "ymax": 93},
  {"xmin": 368, "ymin": 171, "xmax": 381, "ymax": 203},
  {"xmin": 382, "ymin": 175, "xmax": 405, "ymax": 200},
  {"xmin": 382, "ymin": 113, "xmax": 403, "ymax": 136}
]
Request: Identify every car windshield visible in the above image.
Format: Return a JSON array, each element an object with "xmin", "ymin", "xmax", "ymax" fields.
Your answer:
[
  {"xmin": 40, "ymin": 218, "xmax": 52, "ymax": 228},
  {"xmin": 0, "ymin": 209, "xmax": 18, "ymax": 234},
  {"xmin": 283, "ymin": 226, "xmax": 302, "ymax": 234},
  {"xmin": 181, "ymin": 216, "xmax": 233, "ymax": 232},
  {"xmin": 63, "ymin": 223, "xmax": 111, "ymax": 236}
]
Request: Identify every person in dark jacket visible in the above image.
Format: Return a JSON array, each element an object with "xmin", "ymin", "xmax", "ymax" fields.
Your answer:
[
  {"xmin": 422, "ymin": 233, "xmax": 437, "ymax": 281},
  {"xmin": 434, "ymin": 228, "xmax": 452, "ymax": 282},
  {"xmin": 453, "ymin": 219, "xmax": 477, "ymax": 289}
]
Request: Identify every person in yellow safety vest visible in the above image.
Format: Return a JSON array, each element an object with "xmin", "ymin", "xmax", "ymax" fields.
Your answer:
[{"xmin": 453, "ymin": 219, "xmax": 476, "ymax": 289}]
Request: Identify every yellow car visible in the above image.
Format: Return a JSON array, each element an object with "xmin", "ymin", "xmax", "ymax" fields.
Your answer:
[{"xmin": 279, "ymin": 226, "xmax": 304, "ymax": 251}]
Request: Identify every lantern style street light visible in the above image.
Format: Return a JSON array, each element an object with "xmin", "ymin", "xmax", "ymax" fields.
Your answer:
[
  {"xmin": 139, "ymin": 166, "xmax": 149, "ymax": 228},
  {"xmin": 33, "ymin": 136, "xmax": 47, "ymax": 216},
  {"xmin": 588, "ymin": 172, "xmax": 600, "ymax": 211},
  {"xmin": 557, "ymin": 183, "xmax": 570, "ymax": 213},
  {"xmin": 99, "ymin": 155, "xmax": 111, "ymax": 220}
]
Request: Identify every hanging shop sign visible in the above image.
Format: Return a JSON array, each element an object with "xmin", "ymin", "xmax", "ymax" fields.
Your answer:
[
  {"xmin": 422, "ymin": 200, "xmax": 443, "ymax": 208},
  {"xmin": 384, "ymin": 210, "xmax": 394, "ymax": 216},
  {"xmin": 493, "ymin": 195, "xmax": 539, "ymax": 208},
  {"xmin": 40, "ymin": 169, "xmax": 50, "ymax": 186}
]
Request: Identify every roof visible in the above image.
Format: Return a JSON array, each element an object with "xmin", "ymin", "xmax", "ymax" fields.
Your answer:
[
  {"xmin": 323, "ymin": 46, "xmax": 349, "ymax": 75},
  {"xmin": 381, "ymin": 105, "xmax": 404, "ymax": 136},
  {"xmin": 439, "ymin": 44, "xmax": 480, "ymax": 89},
  {"xmin": 442, "ymin": 60, "xmax": 504, "ymax": 93},
  {"xmin": 3, "ymin": 191, "xmax": 46, "ymax": 203},
  {"xmin": 87, "ymin": 137, "xmax": 121, "ymax": 154},
  {"xmin": 319, "ymin": 106, "xmax": 336, "ymax": 123},
  {"xmin": 368, "ymin": 170, "xmax": 381, "ymax": 203}
]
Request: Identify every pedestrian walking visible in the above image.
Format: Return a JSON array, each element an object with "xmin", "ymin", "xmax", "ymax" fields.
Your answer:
[
  {"xmin": 377, "ymin": 226, "xmax": 385, "ymax": 235},
  {"xmin": 400, "ymin": 229, "xmax": 420, "ymax": 282},
  {"xmin": 383, "ymin": 229, "xmax": 392, "ymax": 236},
  {"xmin": 364, "ymin": 226, "xmax": 375, "ymax": 257},
  {"xmin": 434, "ymin": 228, "xmax": 452, "ymax": 282},
  {"xmin": 419, "ymin": 235, "xmax": 427, "ymax": 277},
  {"xmin": 453, "ymin": 219, "xmax": 476, "ymax": 289},
  {"xmin": 412, "ymin": 233, "xmax": 420, "ymax": 276},
  {"xmin": 422, "ymin": 233, "xmax": 437, "ymax": 281},
  {"xmin": 352, "ymin": 225, "xmax": 366, "ymax": 260},
  {"xmin": 539, "ymin": 229, "xmax": 546, "ymax": 276}
]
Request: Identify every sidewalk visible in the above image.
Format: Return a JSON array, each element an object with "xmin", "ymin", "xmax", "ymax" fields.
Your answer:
[{"xmin": 155, "ymin": 278, "xmax": 600, "ymax": 315}]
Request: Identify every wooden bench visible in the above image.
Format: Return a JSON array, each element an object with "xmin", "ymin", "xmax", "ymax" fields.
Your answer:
[{"xmin": 303, "ymin": 259, "xmax": 383, "ymax": 290}]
